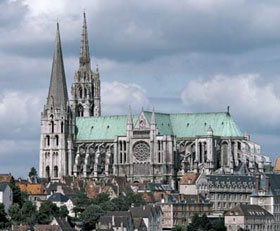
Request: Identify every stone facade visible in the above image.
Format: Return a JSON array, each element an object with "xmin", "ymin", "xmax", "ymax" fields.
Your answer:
[{"xmin": 39, "ymin": 13, "xmax": 271, "ymax": 186}]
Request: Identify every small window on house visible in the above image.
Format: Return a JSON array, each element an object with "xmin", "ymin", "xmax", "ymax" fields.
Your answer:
[
  {"xmin": 55, "ymin": 135, "xmax": 59, "ymax": 146},
  {"xmin": 61, "ymin": 122, "xmax": 64, "ymax": 133}
]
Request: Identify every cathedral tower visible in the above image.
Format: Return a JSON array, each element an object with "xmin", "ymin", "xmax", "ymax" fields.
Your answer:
[
  {"xmin": 39, "ymin": 23, "xmax": 74, "ymax": 179},
  {"xmin": 71, "ymin": 12, "xmax": 101, "ymax": 117}
]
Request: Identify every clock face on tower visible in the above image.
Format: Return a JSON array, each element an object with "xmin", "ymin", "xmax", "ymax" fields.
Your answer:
[{"xmin": 133, "ymin": 141, "xmax": 150, "ymax": 161}]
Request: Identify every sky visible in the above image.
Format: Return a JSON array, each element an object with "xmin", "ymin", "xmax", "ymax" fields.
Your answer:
[{"xmin": 1, "ymin": 0, "xmax": 280, "ymax": 177}]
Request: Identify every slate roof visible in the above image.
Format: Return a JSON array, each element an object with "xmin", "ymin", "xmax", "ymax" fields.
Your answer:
[
  {"xmin": 225, "ymin": 205, "xmax": 273, "ymax": 218},
  {"xmin": 48, "ymin": 193, "xmax": 69, "ymax": 202},
  {"xmin": 99, "ymin": 211, "xmax": 132, "ymax": 228},
  {"xmin": 0, "ymin": 183, "xmax": 9, "ymax": 192},
  {"xmin": 76, "ymin": 111, "xmax": 243, "ymax": 141},
  {"xmin": 47, "ymin": 23, "xmax": 68, "ymax": 108},
  {"xmin": 53, "ymin": 217, "xmax": 75, "ymax": 231}
]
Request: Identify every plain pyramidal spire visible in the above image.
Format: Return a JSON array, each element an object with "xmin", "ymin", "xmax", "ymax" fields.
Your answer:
[
  {"xmin": 47, "ymin": 22, "xmax": 68, "ymax": 108},
  {"xmin": 79, "ymin": 11, "xmax": 91, "ymax": 68}
]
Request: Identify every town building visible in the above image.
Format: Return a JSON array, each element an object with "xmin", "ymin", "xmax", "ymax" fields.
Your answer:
[
  {"xmin": 0, "ymin": 182, "xmax": 12, "ymax": 212},
  {"xmin": 225, "ymin": 204, "xmax": 274, "ymax": 231},
  {"xmin": 250, "ymin": 173, "xmax": 280, "ymax": 230},
  {"xmin": 197, "ymin": 174, "xmax": 255, "ymax": 215}
]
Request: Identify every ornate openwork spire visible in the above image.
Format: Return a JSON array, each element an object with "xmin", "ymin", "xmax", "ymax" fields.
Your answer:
[
  {"xmin": 47, "ymin": 22, "xmax": 68, "ymax": 108},
  {"xmin": 79, "ymin": 11, "xmax": 91, "ymax": 68}
]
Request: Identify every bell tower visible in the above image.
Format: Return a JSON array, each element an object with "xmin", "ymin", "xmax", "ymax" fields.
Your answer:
[
  {"xmin": 71, "ymin": 12, "xmax": 101, "ymax": 117},
  {"xmin": 39, "ymin": 23, "xmax": 74, "ymax": 179}
]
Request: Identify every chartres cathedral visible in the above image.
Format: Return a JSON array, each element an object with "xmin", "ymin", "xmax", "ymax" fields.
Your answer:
[{"xmin": 39, "ymin": 13, "xmax": 271, "ymax": 186}]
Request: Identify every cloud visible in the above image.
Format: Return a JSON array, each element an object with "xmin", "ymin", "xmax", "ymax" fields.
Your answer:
[
  {"xmin": 0, "ymin": 90, "xmax": 44, "ymax": 139},
  {"xmin": 101, "ymin": 81, "xmax": 149, "ymax": 114},
  {"xmin": 181, "ymin": 74, "xmax": 280, "ymax": 130}
]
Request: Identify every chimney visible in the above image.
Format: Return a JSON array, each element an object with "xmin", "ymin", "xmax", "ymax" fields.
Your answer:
[{"xmin": 112, "ymin": 215, "xmax": 115, "ymax": 226}]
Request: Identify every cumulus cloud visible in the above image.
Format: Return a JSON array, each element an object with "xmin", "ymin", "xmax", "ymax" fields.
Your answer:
[
  {"xmin": 0, "ymin": 90, "xmax": 44, "ymax": 139},
  {"xmin": 181, "ymin": 74, "xmax": 280, "ymax": 129},
  {"xmin": 101, "ymin": 81, "xmax": 149, "ymax": 115}
]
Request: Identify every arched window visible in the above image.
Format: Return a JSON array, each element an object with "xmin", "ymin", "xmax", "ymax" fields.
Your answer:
[
  {"xmin": 222, "ymin": 142, "xmax": 228, "ymax": 166},
  {"xmin": 77, "ymin": 105, "xmax": 84, "ymax": 117},
  {"xmin": 51, "ymin": 121, "xmax": 54, "ymax": 133},
  {"xmin": 84, "ymin": 88, "xmax": 87, "ymax": 98},
  {"xmin": 46, "ymin": 135, "xmax": 50, "ymax": 146},
  {"xmin": 54, "ymin": 166, "xmax": 58, "ymax": 178},
  {"xmin": 55, "ymin": 135, "xmax": 59, "ymax": 146},
  {"xmin": 79, "ymin": 88, "xmax": 83, "ymax": 98},
  {"xmin": 61, "ymin": 122, "xmax": 64, "ymax": 133},
  {"xmin": 46, "ymin": 166, "xmax": 50, "ymax": 178}
]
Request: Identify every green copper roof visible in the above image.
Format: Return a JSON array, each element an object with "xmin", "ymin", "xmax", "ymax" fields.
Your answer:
[{"xmin": 76, "ymin": 111, "xmax": 243, "ymax": 141}]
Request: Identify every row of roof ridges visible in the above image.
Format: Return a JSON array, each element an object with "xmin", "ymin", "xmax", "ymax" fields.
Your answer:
[{"xmin": 76, "ymin": 111, "xmax": 230, "ymax": 119}]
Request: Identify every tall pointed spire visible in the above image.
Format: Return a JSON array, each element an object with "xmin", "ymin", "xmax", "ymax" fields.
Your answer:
[
  {"xmin": 151, "ymin": 107, "xmax": 156, "ymax": 125},
  {"xmin": 47, "ymin": 22, "xmax": 68, "ymax": 108},
  {"xmin": 79, "ymin": 11, "xmax": 90, "ymax": 68},
  {"xmin": 127, "ymin": 106, "xmax": 133, "ymax": 125}
]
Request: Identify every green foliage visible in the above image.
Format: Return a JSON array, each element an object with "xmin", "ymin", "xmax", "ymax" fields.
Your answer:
[
  {"xmin": 172, "ymin": 225, "xmax": 187, "ymax": 231},
  {"xmin": 0, "ymin": 203, "xmax": 9, "ymax": 229},
  {"xmin": 73, "ymin": 192, "xmax": 90, "ymax": 215},
  {"xmin": 126, "ymin": 192, "xmax": 146, "ymax": 207},
  {"xmin": 21, "ymin": 201, "xmax": 37, "ymax": 226},
  {"xmin": 28, "ymin": 167, "xmax": 38, "ymax": 178},
  {"xmin": 8, "ymin": 203, "xmax": 21, "ymax": 224},
  {"xmin": 212, "ymin": 219, "xmax": 226, "ymax": 231},
  {"xmin": 9, "ymin": 178, "xmax": 26, "ymax": 207},
  {"xmin": 80, "ymin": 204, "xmax": 105, "ymax": 230},
  {"xmin": 187, "ymin": 214, "xmax": 212, "ymax": 231},
  {"xmin": 187, "ymin": 214, "xmax": 226, "ymax": 231},
  {"xmin": 59, "ymin": 205, "xmax": 69, "ymax": 218},
  {"xmin": 91, "ymin": 193, "xmax": 110, "ymax": 205},
  {"xmin": 111, "ymin": 197, "xmax": 129, "ymax": 211},
  {"xmin": 37, "ymin": 201, "xmax": 59, "ymax": 224}
]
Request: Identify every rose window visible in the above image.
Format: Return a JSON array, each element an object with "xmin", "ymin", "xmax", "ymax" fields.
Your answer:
[{"xmin": 133, "ymin": 141, "xmax": 150, "ymax": 161}]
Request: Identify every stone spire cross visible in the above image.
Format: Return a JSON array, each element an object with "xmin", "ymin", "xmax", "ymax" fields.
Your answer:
[{"xmin": 47, "ymin": 22, "xmax": 68, "ymax": 108}]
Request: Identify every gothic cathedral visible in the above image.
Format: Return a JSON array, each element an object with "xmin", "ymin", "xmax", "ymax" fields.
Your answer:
[{"xmin": 39, "ymin": 13, "xmax": 271, "ymax": 186}]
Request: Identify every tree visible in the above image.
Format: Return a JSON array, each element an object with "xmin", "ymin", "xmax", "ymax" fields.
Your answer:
[
  {"xmin": 187, "ymin": 214, "xmax": 213, "ymax": 231},
  {"xmin": 20, "ymin": 201, "xmax": 38, "ymax": 226},
  {"xmin": 172, "ymin": 225, "xmax": 187, "ymax": 231},
  {"xmin": 9, "ymin": 177, "xmax": 26, "ymax": 207},
  {"xmin": 111, "ymin": 197, "xmax": 129, "ymax": 211},
  {"xmin": 59, "ymin": 205, "xmax": 69, "ymax": 218},
  {"xmin": 212, "ymin": 219, "xmax": 226, "ymax": 231},
  {"xmin": 125, "ymin": 192, "xmax": 146, "ymax": 207},
  {"xmin": 37, "ymin": 201, "xmax": 59, "ymax": 224},
  {"xmin": 80, "ymin": 204, "xmax": 105, "ymax": 230},
  {"xmin": 28, "ymin": 167, "xmax": 38, "ymax": 178},
  {"xmin": 73, "ymin": 192, "xmax": 90, "ymax": 215},
  {"xmin": 0, "ymin": 203, "xmax": 9, "ymax": 229},
  {"xmin": 8, "ymin": 203, "xmax": 21, "ymax": 224},
  {"xmin": 91, "ymin": 193, "xmax": 110, "ymax": 205}
]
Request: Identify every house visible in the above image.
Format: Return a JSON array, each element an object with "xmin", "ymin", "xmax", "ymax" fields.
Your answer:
[
  {"xmin": 160, "ymin": 194, "xmax": 212, "ymax": 229},
  {"xmin": 97, "ymin": 211, "xmax": 134, "ymax": 231},
  {"xmin": 225, "ymin": 204, "xmax": 274, "ymax": 231},
  {"xmin": 179, "ymin": 172, "xmax": 199, "ymax": 195},
  {"xmin": 17, "ymin": 182, "xmax": 48, "ymax": 204},
  {"xmin": 250, "ymin": 173, "xmax": 280, "ymax": 230},
  {"xmin": 0, "ymin": 174, "xmax": 12, "ymax": 183},
  {"xmin": 48, "ymin": 192, "xmax": 75, "ymax": 217},
  {"xmin": 130, "ymin": 205, "xmax": 162, "ymax": 231},
  {"xmin": 50, "ymin": 216, "xmax": 76, "ymax": 231},
  {"xmin": 197, "ymin": 174, "xmax": 255, "ymax": 215},
  {"xmin": 0, "ymin": 182, "xmax": 12, "ymax": 212}
]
